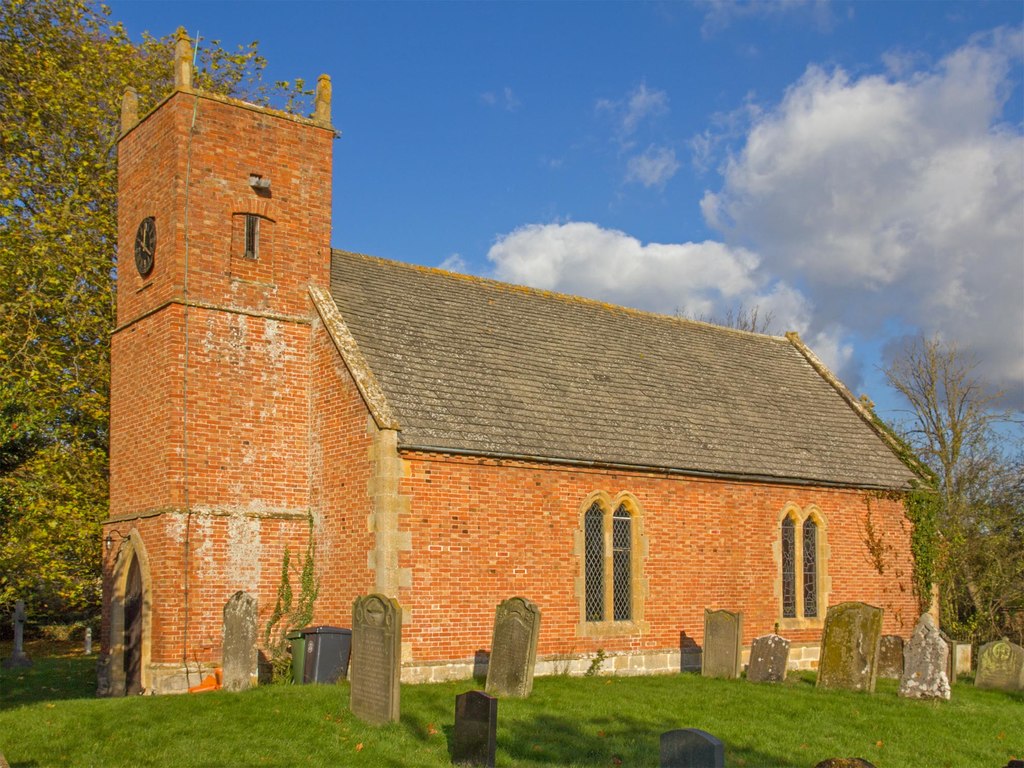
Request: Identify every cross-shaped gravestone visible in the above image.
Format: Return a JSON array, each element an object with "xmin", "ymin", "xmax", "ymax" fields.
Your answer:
[{"xmin": 2, "ymin": 601, "xmax": 33, "ymax": 669}]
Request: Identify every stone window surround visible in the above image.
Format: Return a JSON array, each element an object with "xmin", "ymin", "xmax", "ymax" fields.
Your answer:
[
  {"xmin": 772, "ymin": 502, "xmax": 831, "ymax": 631},
  {"xmin": 574, "ymin": 490, "xmax": 650, "ymax": 639}
]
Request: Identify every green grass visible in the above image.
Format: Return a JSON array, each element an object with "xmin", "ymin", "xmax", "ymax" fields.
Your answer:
[{"xmin": 1, "ymin": 641, "xmax": 1021, "ymax": 767}]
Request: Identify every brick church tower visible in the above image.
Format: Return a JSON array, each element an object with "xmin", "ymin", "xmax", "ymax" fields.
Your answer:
[{"xmin": 101, "ymin": 32, "xmax": 335, "ymax": 694}]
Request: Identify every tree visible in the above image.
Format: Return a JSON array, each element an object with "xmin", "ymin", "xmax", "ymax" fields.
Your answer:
[
  {"xmin": 0, "ymin": 0, "xmax": 309, "ymax": 621},
  {"xmin": 884, "ymin": 334, "xmax": 1023, "ymax": 643},
  {"xmin": 677, "ymin": 303, "xmax": 777, "ymax": 334}
]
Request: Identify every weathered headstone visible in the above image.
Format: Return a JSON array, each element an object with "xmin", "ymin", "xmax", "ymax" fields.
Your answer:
[
  {"xmin": 485, "ymin": 597, "xmax": 540, "ymax": 698},
  {"xmin": 898, "ymin": 613, "xmax": 950, "ymax": 700},
  {"xmin": 746, "ymin": 633, "xmax": 789, "ymax": 683},
  {"xmin": 2, "ymin": 600, "xmax": 32, "ymax": 669},
  {"xmin": 452, "ymin": 690, "xmax": 498, "ymax": 767},
  {"xmin": 975, "ymin": 637, "xmax": 1024, "ymax": 692},
  {"xmin": 660, "ymin": 728, "xmax": 725, "ymax": 768},
  {"xmin": 952, "ymin": 642, "xmax": 972, "ymax": 679},
  {"xmin": 701, "ymin": 609, "xmax": 742, "ymax": 679},
  {"xmin": 816, "ymin": 602, "xmax": 883, "ymax": 692},
  {"xmin": 679, "ymin": 631, "xmax": 702, "ymax": 673},
  {"xmin": 350, "ymin": 593, "xmax": 402, "ymax": 724},
  {"xmin": 876, "ymin": 635, "xmax": 904, "ymax": 679},
  {"xmin": 938, "ymin": 629, "xmax": 966, "ymax": 685},
  {"xmin": 221, "ymin": 591, "xmax": 258, "ymax": 692}
]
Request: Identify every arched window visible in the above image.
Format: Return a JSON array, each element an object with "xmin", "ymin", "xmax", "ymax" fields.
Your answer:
[
  {"xmin": 781, "ymin": 516, "xmax": 797, "ymax": 619},
  {"xmin": 612, "ymin": 504, "xmax": 632, "ymax": 621},
  {"xmin": 802, "ymin": 518, "xmax": 818, "ymax": 618},
  {"xmin": 584, "ymin": 503, "xmax": 605, "ymax": 622},
  {"xmin": 576, "ymin": 493, "xmax": 648, "ymax": 635},
  {"xmin": 775, "ymin": 504, "xmax": 829, "ymax": 626}
]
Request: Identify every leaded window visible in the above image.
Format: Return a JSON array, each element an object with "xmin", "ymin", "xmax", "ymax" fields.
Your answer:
[
  {"xmin": 582, "ymin": 499, "xmax": 637, "ymax": 624},
  {"xmin": 781, "ymin": 516, "xmax": 796, "ymax": 619},
  {"xmin": 612, "ymin": 505, "xmax": 632, "ymax": 621},
  {"xmin": 802, "ymin": 518, "xmax": 818, "ymax": 618},
  {"xmin": 584, "ymin": 503, "xmax": 604, "ymax": 622}
]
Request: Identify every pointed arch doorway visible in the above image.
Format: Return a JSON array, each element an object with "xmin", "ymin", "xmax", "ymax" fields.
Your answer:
[{"xmin": 109, "ymin": 530, "xmax": 153, "ymax": 695}]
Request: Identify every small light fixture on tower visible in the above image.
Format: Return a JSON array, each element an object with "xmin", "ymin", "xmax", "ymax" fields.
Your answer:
[{"xmin": 248, "ymin": 174, "xmax": 270, "ymax": 190}]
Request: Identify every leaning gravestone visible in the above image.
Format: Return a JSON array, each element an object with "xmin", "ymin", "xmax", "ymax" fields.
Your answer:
[
  {"xmin": 485, "ymin": 597, "xmax": 540, "ymax": 698},
  {"xmin": 876, "ymin": 635, "xmax": 904, "ymax": 679},
  {"xmin": 975, "ymin": 637, "xmax": 1024, "ymax": 692},
  {"xmin": 350, "ymin": 593, "xmax": 403, "ymax": 724},
  {"xmin": 2, "ymin": 600, "xmax": 32, "ymax": 669},
  {"xmin": 660, "ymin": 728, "xmax": 725, "ymax": 768},
  {"xmin": 899, "ymin": 613, "xmax": 950, "ymax": 700},
  {"xmin": 816, "ymin": 602, "xmax": 883, "ymax": 692},
  {"xmin": 701, "ymin": 609, "xmax": 742, "ymax": 679},
  {"xmin": 222, "ymin": 591, "xmax": 258, "ymax": 691},
  {"xmin": 452, "ymin": 690, "xmax": 498, "ymax": 767},
  {"xmin": 746, "ymin": 633, "xmax": 789, "ymax": 683}
]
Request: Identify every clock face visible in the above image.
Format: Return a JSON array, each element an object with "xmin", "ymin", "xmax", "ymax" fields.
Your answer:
[{"xmin": 134, "ymin": 217, "xmax": 156, "ymax": 277}]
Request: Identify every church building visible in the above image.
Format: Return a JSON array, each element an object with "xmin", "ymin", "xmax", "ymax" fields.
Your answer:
[{"xmin": 101, "ymin": 36, "xmax": 921, "ymax": 695}]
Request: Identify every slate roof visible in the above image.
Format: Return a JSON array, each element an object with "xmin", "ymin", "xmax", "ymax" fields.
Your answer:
[{"xmin": 328, "ymin": 250, "xmax": 917, "ymax": 490}]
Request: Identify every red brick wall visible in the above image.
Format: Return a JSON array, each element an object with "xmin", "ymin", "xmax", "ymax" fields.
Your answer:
[
  {"xmin": 116, "ymin": 90, "xmax": 333, "ymax": 325},
  {"xmin": 308, "ymin": 316, "xmax": 376, "ymax": 620},
  {"xmin": 105, "ymin": 88, "xmax": 335, "ymax": 668},
  {"xmin": 397, "ymin": 453, "xmax": 918, "ymax": 664}
]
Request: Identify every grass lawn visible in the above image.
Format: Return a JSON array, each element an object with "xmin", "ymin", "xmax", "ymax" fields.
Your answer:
[{"xmin": 1, "ymin": 640, "xmax": 1021, "ymax": 767}]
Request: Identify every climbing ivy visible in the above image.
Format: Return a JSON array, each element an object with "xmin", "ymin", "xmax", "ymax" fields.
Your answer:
[{"xmin": 263, "ymin": 521, "xmax": 319, "ymax": 683}]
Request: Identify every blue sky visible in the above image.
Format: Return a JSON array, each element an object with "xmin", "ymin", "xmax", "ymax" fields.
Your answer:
[{"xmin": 107, "ymin": 1, "xmax": 1024, "ymax": 426}]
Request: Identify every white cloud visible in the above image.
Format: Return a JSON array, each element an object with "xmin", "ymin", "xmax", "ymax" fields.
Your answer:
[
  {"xmin": 480, "ymin": 87, "xmax": 521, "ymax": 112},
  {"xmin": 597, "ymin": 83, "xmax": 669, "ymax": 136},
  {"xmin": 701, "ymin": 28, "xmax": 1024, "ymax": 402},
  {"xmin": 626, "ymin": 145, "xmax": 680, "ymax": 187},
  {"xmin": 486, "ymin": 220, "xmax": 812, "ymax": 336},
  {"xmin": 439, "ymin": 253, "xmax": 467, "ymax": 273},
  {"xmin": 697, "ymin": 0, "xmax": 836, "ymax": 37}
]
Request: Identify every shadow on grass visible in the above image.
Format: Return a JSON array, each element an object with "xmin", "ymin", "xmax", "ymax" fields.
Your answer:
[
  {"xmin": 0, "ymin": 640, "xmax": 96, "ymax": 711},
  {"xmin": 499, "ymin": 711, "xmax": 789, "ymax": 767}
]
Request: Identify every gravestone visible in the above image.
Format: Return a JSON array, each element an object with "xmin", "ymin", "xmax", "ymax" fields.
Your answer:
[
  {"xmin": 939, "ymin": 630, "xmax": 966, "ymax": 685},
  {"xmin": 660, "ymin": 728, "xmax": 725, "ymax": 768},
  {"xmin": 221, "ymin": 591, "xmax": 258, "ymax": 692},
  {"xmin": 84, "ymin": 626, "xmax": 93, "ymax": 656},
  {"xmin": 679, "ymin": 631, "xmax": 702, "ymax": 673},
  {"xmin": 485, "ymin": 597, "xmax": 540, "ymax": 698},
  {"xmin": 701, "ymin": 609, "xmax": 742, "ymax": 679},
  {"xmin": 816, "ymin": 602, "xmax": 883, "ymax": 692},
  {"xmin": 2, "ymin": 600, "xmax": 32, "ymax": 669},
  {"xmin": 876, "ymin": 635, "xmax": 904, "ymax": 679},
  {"xmin": 350, "ymin": 593, "xmax": 402, "ymax": 724},
  {"xmin": 975, "ymin": 637, "xmax": 1024, "ymax": 692},
  {"xmin": 746, "ymin": 633, "xmax": 789, "ymax": 683},
  {"xmin": 452, "ymin": 690, "xmax": 498, "ymax": 767},
  {"xmin": 898, "ymin": 613, "xmax": 950, "ymax": 700},
  {"xmin": 813, "ymin": 760, "xmax": 877, "ymax": 768},
  {"xmin": 953, "ymin": 642, "xmax": 972, "ymax": 678}
]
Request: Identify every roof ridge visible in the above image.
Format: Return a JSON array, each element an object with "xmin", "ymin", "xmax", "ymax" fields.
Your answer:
[{"xmin": 331, "ymin": 248, "xmax": 790, "ymax": 343}]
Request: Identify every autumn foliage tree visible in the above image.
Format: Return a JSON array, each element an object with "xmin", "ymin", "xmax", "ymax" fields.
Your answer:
[
  {"xmin": 0, "ymin": 0, "xmax": 310, "ymax": 622},
  {"xmin": 885, "ymin": 335, "xmax": 1023, "ymax": 644}
]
